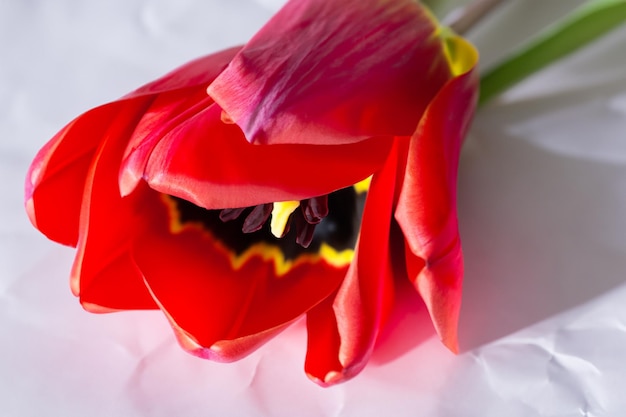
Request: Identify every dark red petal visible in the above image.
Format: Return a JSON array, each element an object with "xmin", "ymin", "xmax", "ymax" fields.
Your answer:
[
  {"xmin": 70, "ymin": 98, "xmax": 159, "ymax": 311},
  {"xmin": 305, "ymin": 141, "xmax": 401, "ymax": 386},
  {"xmin": 208, "ymin": 0, "xmax": 451, "ymax": 145},
  {"xmin": 394, "ymin": 59, "xmax": 478, "ymax": 353},
  {"xmin": 142, "ymin": 103, "xmax": 392, "ymax": 209},
  {"xmin": 25, "ymin": 103, "xmax": 125, "ymax": 246},
  {"xmin": 133, "ymin": 219, "xmax": 347, "ymax": 361}
]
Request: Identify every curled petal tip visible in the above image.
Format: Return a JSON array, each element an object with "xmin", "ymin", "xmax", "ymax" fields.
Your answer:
[
  {"xmin": 444, "ymin": 336, "xmax": 460, "ymax": 355},
  {"xmin": 184, "ymin": 344, "xmax": 235, "ymax": 363},
  {"xmin": 80, "ymin": 301, "xmax": 119, "ymax": 314},
  {"xmin": 24, "ymin": 197, "xmax": 36, "ymax": 229},
  {"xmin": 306, "ymin": 370, "xmax": 345, "ymax": 388},
  {"xmin": 169, "ymin": 327, "xmax": 237, "ymax": 362},
  {"xmin": 305, "ymin": 360, "xmax": 366, "ymax": 387}
]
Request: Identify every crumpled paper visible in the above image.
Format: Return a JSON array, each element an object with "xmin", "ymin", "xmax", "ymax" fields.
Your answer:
[{"xmin": 2, "ymin": 0, "xmax": 626, "ymax": 416}]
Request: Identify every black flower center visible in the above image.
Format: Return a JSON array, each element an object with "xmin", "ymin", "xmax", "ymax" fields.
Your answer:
[
  {"xmin": 167, "ymin": 184, "xmax": 366, "ymax": 262},
  {"xmin": 220, "ymin": 195, "xmax": 332, "ymax": 248}
]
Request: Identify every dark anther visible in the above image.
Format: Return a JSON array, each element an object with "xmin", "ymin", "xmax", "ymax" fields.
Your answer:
[
  {"xmin": 242, "ymin": 203, "xmax": 273, "ymax": 234},
  {"xmin": 302, "ymin": 195, "xmax": 329, "ymax": 224},
  {"xmin": 219, "ymin": 207, "xmax": 246, "ymax": 222},
  {"xmin": 295, "ymin": 210, "xmax": 316, "ymax": 248}
]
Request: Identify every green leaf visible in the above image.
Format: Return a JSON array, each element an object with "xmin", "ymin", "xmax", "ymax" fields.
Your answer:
[{"xmin": 479, "ymin": 0, "xmax": 626, "ymax": 105}]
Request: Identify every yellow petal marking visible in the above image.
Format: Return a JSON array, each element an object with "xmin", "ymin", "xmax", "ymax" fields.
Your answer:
[
  {"xmin": 162, "ymin": 195, "xmax": 354, "ymax": 276},
  {"xmin": 319, "ymin": 244, "xmax": 354, "ymax": 268},
  {"xmin": 440, "ymin": 28, "xmax": 479, "ymax": 77},
  {"xmin": 353, "ymin": 176, "xmax": 372, "ymax": 194}
]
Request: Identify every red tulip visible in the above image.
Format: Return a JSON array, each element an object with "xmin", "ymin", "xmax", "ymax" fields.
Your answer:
[{"xmin": 25, "ymin": 0, "xmax": 478, "ymax": 386}]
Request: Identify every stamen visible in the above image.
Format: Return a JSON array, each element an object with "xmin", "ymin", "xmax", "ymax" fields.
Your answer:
[
  {"xmin": 216, "ymin": 188, "xmax": 359, "ymax": 249},
  {"xmin": 302, "ymin": 195, "xmax": 329, "ymax": 224},
  {"xmin": 295, "ymin": 211, "xmax": 316, "ymax": 248},
  {"xmin": 270, "ymin": 201, "xmax": 300, "ymax": 238},
  {"xmin": 242, "ymin": 203, "xmax": 273, "ymax": 233},
  {"xmin": 219, "ymin": 207, "xmax": 246, "ymax": 222}
]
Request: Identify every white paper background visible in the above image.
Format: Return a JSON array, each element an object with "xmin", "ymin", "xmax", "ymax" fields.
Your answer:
[{"xmin": 2, "ymin": 0, "xmax": 626, "ymax": 416}]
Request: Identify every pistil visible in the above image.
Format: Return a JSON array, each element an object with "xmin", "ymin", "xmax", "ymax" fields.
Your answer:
[{"xmin": 270, "ymin": 201, "xmax": 300, "ymax": 238}]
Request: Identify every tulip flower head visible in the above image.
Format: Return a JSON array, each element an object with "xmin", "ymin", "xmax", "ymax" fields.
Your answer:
[{"xmin": 25, "ymin": 0, "xmax": 478, "ymax": 386}]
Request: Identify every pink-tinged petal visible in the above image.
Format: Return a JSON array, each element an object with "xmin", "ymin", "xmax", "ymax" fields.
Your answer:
[
  {"xmin": 25, "ymin": 103, "xmax": 125, "ymax": 246},
  {"xmin": 394, "ymin": 40, "xmax": 478, "ymax": 352},
  {"xmin": 305, "ymin": 141, "xmax": 402, "ymax": 386},
  {"xmin": 71, "ymin": 98, "xmax": 159, "ymax": 311},
  {"xmin": 133, "ymin": 217, "xmax": 347, "ymax": 361},
  {"xmin": 120, "ymin": 47, "xmax": 241, "ymax": 195},
  {"xmin": 142, "ymin": 103, "xmax": 392, "ymax": 209},
  {"xmin": 404, "ymin": 239, "xmax": 462, "ymax": 352},
  {"xmin": 208, "ymin": 0, "xmax": 451, "ymax": 145}
]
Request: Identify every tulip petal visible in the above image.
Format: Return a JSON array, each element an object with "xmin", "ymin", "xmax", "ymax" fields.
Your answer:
[
  {"xmin": 120, "ymin": 47, "xmax": 241, "ymax": 195},
  {"xmin": 141, "ymin": 103, "xmax": 392, "ymax": 209},
  {"xmin": 133, "ymin": 217, "xmax": 347, "ymax": 361},
  {"xmin": 395, "ymin": 35, "xmax": 478, "ymax": 352},
  {"xmin": 173, "ymin": 321, "xmax": 292, "ymax": 363},
  {"xmin": 119, "ymin": 91, "xmax": 214, "ymax": 196},
  {"xmin": 70, "ymin": 98, "xmax": 159, "ymax": 311},
  {"xmin": 25, "ymin": 103, "xmax": 124, "ymax": 246},
  {"xmin": 26, "ymin": 47, "xmax": 240, "ymax": 246},
  {"xmin": 303, "ymin": 294, "xmax": 343, "ymax": 385},
  {"xmin": 304, "ymin": 141, "xmax": 401, "ymax": 386},
  {"xmin": 208, "ymin": 0, "xmax": 451, "ymax": 145},
  {"xmin": 145, "ymin": 279, "xmax": 294, "ymax": 362}
]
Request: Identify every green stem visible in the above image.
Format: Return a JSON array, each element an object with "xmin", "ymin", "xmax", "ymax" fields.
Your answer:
[{"xmin": 479, "ymin": 0, "xmax": 626, "ymax": 105}]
